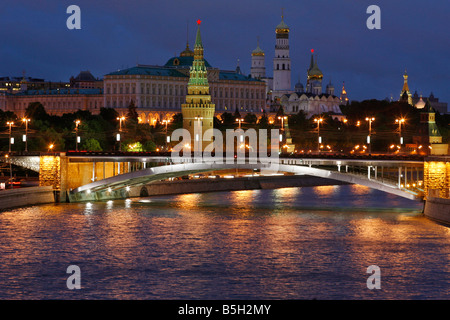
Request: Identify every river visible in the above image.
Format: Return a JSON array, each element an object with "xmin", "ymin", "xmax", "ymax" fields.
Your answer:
[{"xmin": 0, "ymin": 184, "xmax": 449, "ymax": 299}]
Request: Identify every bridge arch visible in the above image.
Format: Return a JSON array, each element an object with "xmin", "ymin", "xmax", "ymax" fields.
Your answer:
[{"xmin": 70, "ymin": 162, "xmax": 420, "ymax": 202}]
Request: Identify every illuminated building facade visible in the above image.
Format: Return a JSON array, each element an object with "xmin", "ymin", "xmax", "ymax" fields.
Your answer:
[
  {"xmin": 181, "ymin": 21, "xmax": 215, "ymax": 149},
  {"xmin": 279, "ymin": 51, "xmax": 343, "ymax": 119}
]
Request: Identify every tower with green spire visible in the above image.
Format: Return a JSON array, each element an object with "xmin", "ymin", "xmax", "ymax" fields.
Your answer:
[{"xmin": 181, "ymin": 20, "xmax": 215, "ymax": 151}]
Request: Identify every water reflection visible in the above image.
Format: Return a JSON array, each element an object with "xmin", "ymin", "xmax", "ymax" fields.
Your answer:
[{"xmin": 0, "ymin": 185, "xmax": 447, "ymax": 299}]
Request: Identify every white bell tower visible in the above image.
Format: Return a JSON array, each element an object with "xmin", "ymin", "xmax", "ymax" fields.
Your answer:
[{"xmin": 273, "ymin": 13, "xmax": 291, "ymax": 98}]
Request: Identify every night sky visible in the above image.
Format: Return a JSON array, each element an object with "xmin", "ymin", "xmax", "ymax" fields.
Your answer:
[{"xmin": 1, "ymin": 0, "xmax": 449, "ymax": 106}]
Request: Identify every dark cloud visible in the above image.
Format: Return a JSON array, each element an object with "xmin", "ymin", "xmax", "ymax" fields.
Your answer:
[{"xmin": 0, "ymin": 0, "xmax": 449, "ymax": 105}]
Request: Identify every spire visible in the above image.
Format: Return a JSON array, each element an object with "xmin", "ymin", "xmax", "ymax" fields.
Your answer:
[
  {"xmin": 195, "ymin": 20, "xmax": 203, "ymax": 48},
  {"xmin": 236, "ymin": 59, "xmax": 243, "ymax": 75},
  {"xmin": 309, "ymin": 50, "xmax": 314, "ymax": 70},
  {"xmin": 276, "ymin": 9, "xmax": 289, "ymax": 32},
  {"xmin": 402, "ymin": 69, "xmax": 410, "ymax": 92},
  {"xmin": 399, "ymin": 69, "xmax": 413, "ymax": 105}
]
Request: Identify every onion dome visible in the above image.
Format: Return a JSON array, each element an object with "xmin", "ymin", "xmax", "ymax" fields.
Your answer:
[
  {"xmin": 307, "ymin": 52, "xmax": 323, "ymax": 79},
  {"xmin": 180, "ymin": 43, "xmax": 194, "ymax": 57},
  {"xmin": 276, "ymin": 16, "xmax": 289, "ymax": 34},
  {"xmin": 252, "ymin": 40, "xmax": 265, "ymax": 56},
  {"xmin": 294, "ymin": 81, "xmax": 304, "ymax": 92},
  {"xmin": 415, "ymin": 95, "xmax": 426, "ymax": 109}
]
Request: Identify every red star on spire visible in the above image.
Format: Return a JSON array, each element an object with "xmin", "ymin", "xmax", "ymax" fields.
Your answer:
[
  {"xmin": 197, "ymin": 19, "xmax": 202, "ymax": 25},
  {"xmin": 311, "ymin": 49, "xmax": 314, "ymax": 53}
]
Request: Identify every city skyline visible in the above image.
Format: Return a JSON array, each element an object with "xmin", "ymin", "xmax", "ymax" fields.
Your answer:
[{"xmin": 1, "ymin": 0, "xmax": 449, "ymax": 105}]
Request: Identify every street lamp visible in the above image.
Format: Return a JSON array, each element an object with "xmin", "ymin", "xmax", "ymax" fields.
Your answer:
[
  {"xmin": 314, "ymin": 117, "xmax": 323, "ymax": 152},
  {"xmin": 395, "ymin": 118, "xmax": 405, "ymax": 150},
  {"xmin": 365, "ymin": 117, "xmax": 375, "ymax": 154},
  {"xmin": 6, "ymin": 121, "xmax": 14, "ymax": 152},
  {"xmin": 236, "ymin": 118, "xmax": 244, "ymax": 129},
  {"xmin": 116, "ymin": 116, "xmax": 126, "ymax": 151},
  {"xmin": 22, "ymin": 118, "xmax": 30, "ymax": 152},
  {"xmin": 162, "ymin": 119, "xmax": 171, "ymax": 151},
  {"xmin": 75, "ymin": 120, "xmax": 81, "ymax": 152},
  {"xmin": 278, "ymin": 116, "xmax": 287, "ymax": 148},
  {"xmin": 48, "ymin": 143, "xmax": 54, "ymax": 152},
  {"xmin": 5, "ymin": 154, "xmax": 12, "ymax": 189}
]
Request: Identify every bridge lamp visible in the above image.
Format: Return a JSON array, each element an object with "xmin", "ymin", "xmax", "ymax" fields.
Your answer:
[
  {"xmin": 125, "ymin": 186, "xmax": 130, "ymax": 192},
  {"xmin": 107, "ymin": 187, "xmax": 112, "ymax": 193},
  {"xmin": 86, "ymin": 189, "xmax": 91, "ymax": 194}
]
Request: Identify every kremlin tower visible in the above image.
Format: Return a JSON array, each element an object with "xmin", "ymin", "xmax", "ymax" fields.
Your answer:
[{"xmin": 181, "ymin": 20, "xmax": 215, "ymax": 151}]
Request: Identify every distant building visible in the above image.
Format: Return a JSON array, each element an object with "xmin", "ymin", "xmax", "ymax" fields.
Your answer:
[
  {"xmin": 399, "ymin": 70, "xmax": 413, "ymax": 105},
  {"xmin": 399, "ymin": 70, "xmax": 448, "ymax": 114},
  {"xmin": 412, "ymin": 100, "xmax": 448, "ymax": 155},
  {"xmin": 279, "ymin": 50, "xmax": 343, "ymax": 119},
  {"xmin": 0, "ymin": 88, "xmax": 103, "ymax": 117},
  {"xmin": 70, "ymin": 71, "xmax": 103, "ymax": 89},
  {"xmin": 412, "ymin": 91, "xmax": 448, "ymax": 114},
  {"xmin": 0, "ymin": 75, "xmax": 69, "ymax": 94}
]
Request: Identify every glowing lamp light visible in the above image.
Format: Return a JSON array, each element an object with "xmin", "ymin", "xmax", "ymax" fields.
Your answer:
[{"xmin": 197, "ymin": 19, "xmax": 201, "ymax": 25}]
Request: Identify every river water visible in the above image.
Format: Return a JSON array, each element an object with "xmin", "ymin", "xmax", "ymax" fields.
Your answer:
[{"xmin": 0, "ymin": 185, "xmax": 449, "ymax": 300}]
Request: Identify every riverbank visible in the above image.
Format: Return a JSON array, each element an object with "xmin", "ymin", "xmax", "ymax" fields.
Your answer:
[
  {"xmin": 424, "ymin": 197, "xmax": 450, "ymax": 226},
  {"xmin": 0, "ymin": 186, "xmax": 55, "ymax": 211}
]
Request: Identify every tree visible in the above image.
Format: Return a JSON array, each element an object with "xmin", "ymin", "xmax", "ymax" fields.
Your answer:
[
  {"xmin": 221, "ymin": 112, "xmax": 235, "ymax": 125},
  {"xmin": 126, "ymin": 100, "xmax": 138, "ymax": 122},
  {"xmin": 233, "ymin": 107, "xmax": 241, "ymax": 120},
  {"xmin": 100, "ymin": 107, "xmax": 119, "ymax": 122},
  {"xmin": 244, "ymin": 113, "xmax": 257, "ymax": 124},
  {"xmin": 25, "ymin": 102, "xmax": 49, "ymax": 121},
  {"xmin": 82, "ymin": 138, "xmax": 103, "ymax": 151},
  {"xmin": 257, "ymin": 111, "xmax": 269, "ymax": 129}
]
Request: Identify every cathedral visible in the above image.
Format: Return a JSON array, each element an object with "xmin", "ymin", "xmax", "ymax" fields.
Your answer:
[{"xmin": 250, "ymin": 15, "xmax": 345, "ymax": 119}]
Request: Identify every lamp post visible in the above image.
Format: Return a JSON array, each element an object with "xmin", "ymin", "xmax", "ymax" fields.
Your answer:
[
  {"xmin": 22, "ymin": 118, "xmax": 30, "ymax": 152},
  {"xmin": 6, "ymin": 121, "xmax": 14, "ymax": 153},
  {"xmin": 314, "ymin": 117, "xmax": 323, "ymax": 153},
  {"xmin": 5, "ymin": 154, "xmax": 12, "ymax": 189},
  {"xmin": 236, "ymin": 118, "xmax": 244, "ymax": 129},
  {"xmin": 75, "ymin": 120, "xmax": 81, "ymax": 152},
  {"xmin": 395, "ymin": 118, "xmax": 405, "ymax": 151},
  {"xmin": 365, "ymin": 117, "xmax": 375, "ymax": 154},
  {"xmin": 116, "ymin": 116, "xmax": 125, "ymax": 151},
  {"xmin": 162, "ymin": 119, "xmax": 171, "ymax": 151}
]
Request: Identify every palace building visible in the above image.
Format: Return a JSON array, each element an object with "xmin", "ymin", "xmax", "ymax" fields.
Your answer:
[
  {"xmin": 103, "ymin": 26, "xmax": 267, "ymax": 124},
  {"xmin": 0, "ymin": 73, "xmax": 103, "ymax": 117}
]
